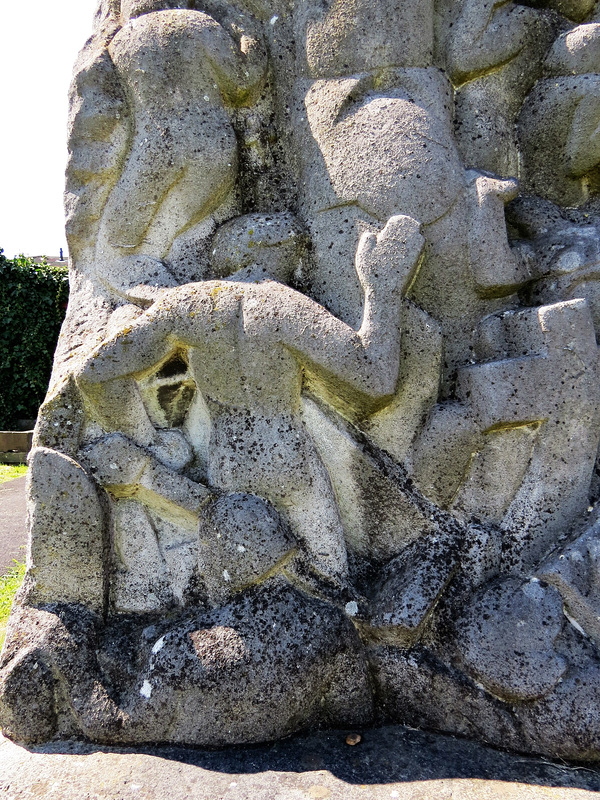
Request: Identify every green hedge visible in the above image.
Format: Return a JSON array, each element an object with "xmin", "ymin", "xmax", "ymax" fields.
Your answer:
[{"xmin": 0, "ymin": 250, "xmax": 69, "ymax": 430}]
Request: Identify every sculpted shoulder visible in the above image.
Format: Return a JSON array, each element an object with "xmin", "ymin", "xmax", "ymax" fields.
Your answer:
[{"xmin": 108, "ymin": 9, "xmax": 236, "ymax": 95}]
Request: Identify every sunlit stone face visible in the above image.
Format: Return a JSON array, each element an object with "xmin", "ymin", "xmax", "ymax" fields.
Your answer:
[{"xmin": 5, "ymin": 0, "xmax": 600, "ymax": 763}]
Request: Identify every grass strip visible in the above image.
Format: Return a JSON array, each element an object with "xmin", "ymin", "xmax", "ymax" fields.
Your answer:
[
  {"xmin": 0, "ymin": 561, "xmax": 26, "ymax": 651},
  {"xmin": 0, "ymin": 464, "xmax": 27, "ymax": 483}
]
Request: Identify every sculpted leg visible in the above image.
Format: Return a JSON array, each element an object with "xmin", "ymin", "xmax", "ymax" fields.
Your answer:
[
  {"xmin": 98, "ymin": 138, "xmax": 181, "ymax": 252},
  {"xmin": 282, "ymin": 468, "xmax": 349, "ymax": 585}
]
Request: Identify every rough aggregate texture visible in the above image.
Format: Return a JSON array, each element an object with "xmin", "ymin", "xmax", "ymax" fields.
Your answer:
[{"xmin": 3, "ymin": 0, "xmax": 600, "ymax": 762}]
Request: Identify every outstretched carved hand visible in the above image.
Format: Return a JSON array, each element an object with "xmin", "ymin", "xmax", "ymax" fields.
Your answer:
[{"xmin": 355, "ymin": 215, "xmax": 424, "ymax": 297}]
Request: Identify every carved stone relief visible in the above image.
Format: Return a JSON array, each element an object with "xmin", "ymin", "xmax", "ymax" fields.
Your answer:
[{"xmin": 3, "ymin": 0, "xmax": 600, "ymax": 760}]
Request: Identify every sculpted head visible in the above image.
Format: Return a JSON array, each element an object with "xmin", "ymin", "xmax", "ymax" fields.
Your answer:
[
  {"xmin": 210, "ymin": 213, "xmax": 308, "ymax": 283},
  {"xmin": 522, "ymin": 0, "xmax": 596, "ymax": 21},
  {"xmin": 119, "ymin": 0, "xmax": 272, "ymax": 21},
  {"xmin": 120, "ymin": 0, "xmax": 189, "ymax": 20}
]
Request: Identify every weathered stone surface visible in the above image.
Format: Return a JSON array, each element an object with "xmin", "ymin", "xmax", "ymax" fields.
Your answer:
[
  {"xmin": 5, "ymin": 0, "xmax": 600, "ymax": 762},
  {"xmin": 302, "ymin": 395, "xmax": 458, "ymax": 567},
  {"xmin": 512, "ymin": 201, "xmax": 600, "ymax": 332},
  {"xmin": 0, "ymin": 579, "xmax": 372, "ymax": 746},
  {"xmin": 369, "ymin": 638, "xmax": 600, "ymax": 762},
  {"xmin": 25, "ymin": 447, "xmax": 105, "ymax": 612},
  {"xmin": 519, "ymin": 75, "xmax": 600, "ymax": 207},
  {"xmin": 538, "ymin": 518, "xmax": 600, "ymax": 645},
  {"xmin": 126, "ymin": 579, "xmax": 373, "ymax": 746},
  {"xmin": 443, "ymin": 1, "xmax": 557, "ymax": 177},
  {"xmin": 362, "ymin": 527, "xmax": 462, "ymax": 646},
  {"xmin": 370, "ymin": 643, "xmax": 529, "ymax": 752},
  {"xmin": 454, "ymin": 578, "xmax": 567, "ymax": 702},
  {"xmin": 32, "ymin": 375, "xmax": 85, "ymax": 457},
  {"xmin": 456, "ymin": 300, "xmax": 600, "ymax": 572},
  {"xmin": 198, "ymin": 492, "xmax": 295, "ymax": 606}
]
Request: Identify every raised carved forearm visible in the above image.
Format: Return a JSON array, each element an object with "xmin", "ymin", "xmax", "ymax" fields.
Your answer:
[{"xmin": 269, "ymin": 216, "xmax": 424, "ymax": 402}]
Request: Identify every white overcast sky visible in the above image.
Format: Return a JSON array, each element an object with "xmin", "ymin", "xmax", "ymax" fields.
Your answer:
[{"xmin": 0, "ymin": 0, "xmax": 99, "ymax": 259}]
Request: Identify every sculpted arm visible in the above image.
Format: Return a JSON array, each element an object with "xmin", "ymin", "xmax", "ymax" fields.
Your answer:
[
  {"xmin": 257, "ymin": 215, "xmax": 424, "ymax": 403},
  {"xmin": 65, "ymin": 44, "xmax": 129, "ymax": 262},
  {"xmin": 77, "ymin": 218, "xmax": 422, "ymax": 436},
  {"xmin": 76, "ymin": 289, "xmax": 210, "ymax": 445}
]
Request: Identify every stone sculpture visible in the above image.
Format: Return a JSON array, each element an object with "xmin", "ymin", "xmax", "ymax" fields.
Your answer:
[{"xmin": 3, "ymin": 0, "xmax": 600, "ymax": 761}]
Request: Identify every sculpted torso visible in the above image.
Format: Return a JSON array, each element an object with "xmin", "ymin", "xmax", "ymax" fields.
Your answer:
[
  {"xmin": 79, "ymin": 214, "xmax": 424, "ymax": 588},
  {"xmin": 96, "ymin": 7, "xmax": 265, "ymax": 295}
]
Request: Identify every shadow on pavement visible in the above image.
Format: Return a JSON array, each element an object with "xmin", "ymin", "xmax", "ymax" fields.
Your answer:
[{"xmin": 20, "ymin": 724, "xmax": 600, "ymax": 792}]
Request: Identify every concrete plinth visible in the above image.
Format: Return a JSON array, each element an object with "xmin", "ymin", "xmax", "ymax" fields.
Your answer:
[{"xmin": 1, "ymin": 724, "xmax": 599, "ymax": 800}]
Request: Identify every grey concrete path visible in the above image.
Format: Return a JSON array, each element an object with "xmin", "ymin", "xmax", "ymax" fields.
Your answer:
[
  {"xmin": 2, "ymin": 724, "xmax": 600, "ymax": 799},
  {"xmin": 0, "ymin": 477, "xmax": 27, "ymax": 576}
]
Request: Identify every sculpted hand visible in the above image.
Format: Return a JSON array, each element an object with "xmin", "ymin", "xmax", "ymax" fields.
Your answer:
[{"xmin": 355, "ymin": 215, "xmax": 424, "ymax": 297}]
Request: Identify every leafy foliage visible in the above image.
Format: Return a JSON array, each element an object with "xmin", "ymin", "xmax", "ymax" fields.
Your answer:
[{"xmin": 0, "ymin": 250, "xmax": 68, "ymax": 429}]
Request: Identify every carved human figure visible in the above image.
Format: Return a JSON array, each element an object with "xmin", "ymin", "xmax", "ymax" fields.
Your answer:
[
  {"xmin": 444, "ymin": 0, "xmax": 558, "ymax": 176},
  {"xmin": 270, "ymin": 0, "xmax": 528, "ymax": 395},
  {"xmin": 286, "ymin": 0, "xmax": 459, "ymax": 242},
  {"xmin": 77, "ymin": 213, "xmax": 424, "ymax": 592},
  {"xmin": 519, "ymin": 19, "xmax": 600, "ymax": 205},
  {"xmin": 68, "ymin": 0, "xmax": 267, "ymax": 303}
]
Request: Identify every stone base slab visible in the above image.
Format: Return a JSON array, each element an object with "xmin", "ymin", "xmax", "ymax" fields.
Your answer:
[
  {"xmin": 1, "ymin": 724, "xmax": 599, "ymax": 800},
  {"xmin": 0, "ymin": 453, "xmax": 28, "ymax": 465},
  {"xmin": 0, "ymin": 431, "xmax": 33, "ymax": 454}
]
